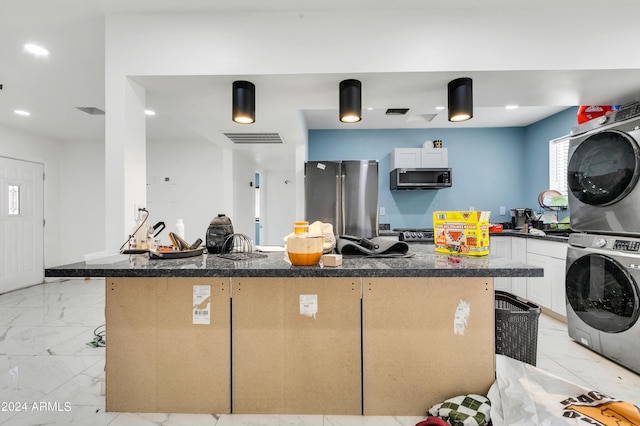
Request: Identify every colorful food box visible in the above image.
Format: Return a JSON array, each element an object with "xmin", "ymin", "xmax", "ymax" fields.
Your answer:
[{"xmin": 433, "ymin": 211, "xmax": 491, "ymax": 256}]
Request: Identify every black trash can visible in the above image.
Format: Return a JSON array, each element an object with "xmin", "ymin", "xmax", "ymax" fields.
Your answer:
[{"xmin": 495, "ymin": 290, "xmax": 541, "ymax": 366}]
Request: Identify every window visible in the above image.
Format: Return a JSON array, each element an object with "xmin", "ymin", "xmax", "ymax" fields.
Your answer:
[
  {"xmin": 549, "ymin": 136, "xmax": 570, "ymax": 195},
  {"xmin": 8, "ymin": 184, "xmax": 20, "ymax": 215}
]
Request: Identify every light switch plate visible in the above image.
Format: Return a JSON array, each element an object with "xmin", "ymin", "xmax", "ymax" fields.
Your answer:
[{"xmin": 379, "ymin": 207, "xmax": 386, "ymax": 216}]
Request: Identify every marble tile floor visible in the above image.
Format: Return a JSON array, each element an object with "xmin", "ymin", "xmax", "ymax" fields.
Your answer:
[{"xmin": 0, "ymin": 278, "xmax": 638, "ymax": 425}]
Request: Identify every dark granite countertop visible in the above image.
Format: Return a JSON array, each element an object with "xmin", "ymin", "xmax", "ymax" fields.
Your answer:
[
  {"xmin": 490, "ymin": 230, "xmax": 571, "ymax": 242},
  {"xmin": 45, "ymin": 243, "xmax": 543, "ymax": 279},
  {"xmin": 382, "ymin": 229, "xmax": 571, "ymax": 242}
]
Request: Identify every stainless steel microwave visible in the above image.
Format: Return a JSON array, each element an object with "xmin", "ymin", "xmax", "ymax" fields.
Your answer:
[{"xmin": 390, "ymin": 168, "xmax": 452, "ymax": 190}]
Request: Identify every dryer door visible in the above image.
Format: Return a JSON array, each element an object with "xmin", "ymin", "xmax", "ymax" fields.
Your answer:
[
  {"xmin": 568, "ymin": 130, "xmax": 640, "ymax": 206},
  {"xmin": 566, "ymin": 253, "xmax": 640, "ymax": 332}
]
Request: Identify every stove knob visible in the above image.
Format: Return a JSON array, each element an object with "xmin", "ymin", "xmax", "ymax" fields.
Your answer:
[
  {"xmin": 597, "ymin": 115, "xmax": 609, "ymax": 125},
  {"xmin": 411, "ymin": 232, "xmax": 417, "ymax": 238},
  {"xmin": 594, "ymin": 238, "xmax": 607, "ymax": 248},
  {"xmin": 417, "ymin": 232, "xmax": 423, "ymax": 238}
]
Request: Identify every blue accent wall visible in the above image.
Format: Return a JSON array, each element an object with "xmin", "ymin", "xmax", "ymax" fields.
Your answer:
[{"xmin": 308, "ymin": 107, "xmax": 579, "ymax": 229}]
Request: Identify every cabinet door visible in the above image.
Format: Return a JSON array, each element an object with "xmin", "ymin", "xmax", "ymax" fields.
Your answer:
[
  {"xmin": 421, "ymin": 147, "xmax": 448, "ymax": 167},
  {"xmin": 491, "ymin": 237, "xmax": 512, "ymax": 292},
  {"xmin": 526, "ymin": 239, "xmax": 568, "ymax": 317},
  {"xmin": 106, "ymin": 278, "xmax": 231, "ymax": 414},
  {"xmin": 550, "ymin": 257, "xmax": 567, "ymax": 317},
  {"xmin": 363, "ymin": 277, "xmax": 495, "ymax": 416},
  {"xmin": 232, "ymin": 277, "xmax": 361, "ymax": 415},
  {"xmin": 390, "ymin": 148, "xmax": 422, "ymax": 169},
  {"xmin": 526, "ymin": 252, "xmax": 553, "ymax": 309},
  {"xmin": 511, "ymin": 237, "xmax": 527, "ymax": 298}
]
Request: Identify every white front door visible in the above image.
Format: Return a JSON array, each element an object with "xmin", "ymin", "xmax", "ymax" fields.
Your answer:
[{"xmin": 0, "ymin": 157, "xmax": 44, "ymax": 293}]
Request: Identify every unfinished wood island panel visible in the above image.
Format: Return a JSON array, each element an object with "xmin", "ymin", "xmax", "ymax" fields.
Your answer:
[
  {"xmin": 362, "ymin": 277, "xmax": 495, "ymax": 416},
  {"xmin": 105, "ymin": 277, "xmax": 231, "ymax": 413},
  {"xmin": 231, "ymin": 277, "xmax": 361, "ymax": 415}
]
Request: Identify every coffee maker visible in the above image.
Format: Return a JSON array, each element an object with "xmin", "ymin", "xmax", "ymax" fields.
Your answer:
[{"xmin": 510, "ymin": 208, "xmax": 532, "ymax": 229}]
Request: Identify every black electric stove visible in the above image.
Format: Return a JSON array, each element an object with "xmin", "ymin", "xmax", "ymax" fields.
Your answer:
[{"xmin": 394, "ymin": 228, "xmax": 434, "ymax": 243}]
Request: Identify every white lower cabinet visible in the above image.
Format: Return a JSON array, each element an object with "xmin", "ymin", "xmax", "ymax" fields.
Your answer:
[
  {"xmin": 491, "ymin": 237, "xmax": 512, "ymax": 292},
  {"xmin": 526, "ymin": 239, "xmax": 568, "ymax": 318},
  {"xmin": 549, "ymin": 257, "xmax": 568, "ymax": 317},
  {"xmin": 525, "ymin": 252, "xmax": 553, "ymax": 309},
  {"xmin": 493, "ymin": 235, "xmax": 567, "ymax": 318}
]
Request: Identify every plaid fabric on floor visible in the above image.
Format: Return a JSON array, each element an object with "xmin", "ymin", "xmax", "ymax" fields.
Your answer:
[{"xmin": 428, "ymin": 394, "xmax": 491, "ymax": 426}]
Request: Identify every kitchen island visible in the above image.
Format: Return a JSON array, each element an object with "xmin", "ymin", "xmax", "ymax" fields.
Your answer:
[{"xmin": 45, "ymin": 244, "xmax": 543, "ymax": 416}]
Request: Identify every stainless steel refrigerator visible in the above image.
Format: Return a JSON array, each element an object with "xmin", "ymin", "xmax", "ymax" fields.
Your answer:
[{"xmin": 304, "ymin": 160, "xmax": 379, "ymax": 238}]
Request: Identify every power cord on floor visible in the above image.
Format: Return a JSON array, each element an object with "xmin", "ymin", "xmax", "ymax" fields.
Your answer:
[{"xmin": 87, "ymin": 324, "xmax": 106, "ymax": 348}]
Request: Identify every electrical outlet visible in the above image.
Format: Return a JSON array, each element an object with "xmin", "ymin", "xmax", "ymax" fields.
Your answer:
[
  {"xmin": 500, "ymin": 206, "xmax": 506, "ymax": 215},
  {"xmin": 379, "ymin": 207, "xmax": 386, "ymax": 216},
  {"xmin": 469, "ymin": 206, "xmax": 475, "ymax": 211}
]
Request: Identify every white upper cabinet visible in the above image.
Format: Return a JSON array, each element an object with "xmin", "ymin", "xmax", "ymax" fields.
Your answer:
[
  {"xmin": 421, "ymin": 147, "xmax": 448, "ymax": 168},
  {"xmin": 390, "ymin": 147, "xmax": 448, "ymax": 169},
  {"xmin": 390, "ymin": 148, "xmax": 421, "ymax": 169}
]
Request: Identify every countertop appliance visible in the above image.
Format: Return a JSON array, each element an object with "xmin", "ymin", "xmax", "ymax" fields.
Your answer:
[
  {"xmin": 395, "ymin": 228, "xmax": 434, "ymax": 243},
  {"xmin": 305, "ymin": 160, "xmax": 379, "ymax": 238},
  {"xmin": 510, "ymin": 208, "xmax": 532, "ymax": 229},
  {"xmin": 566, "ymin": 232, "xmax": 640, "ymax": 373},
  {"xmin": 568, "ymin": 103, "xmax": 640, "ymax": 236},
  {"xmin": 389, "ymin": 168, "xmax": 452, "ymax": 190}
]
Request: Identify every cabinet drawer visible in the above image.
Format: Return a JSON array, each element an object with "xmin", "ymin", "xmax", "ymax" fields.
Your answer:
[{"xmin": 527, "ymin": 239, "xmax": 567, "ymax": 259}]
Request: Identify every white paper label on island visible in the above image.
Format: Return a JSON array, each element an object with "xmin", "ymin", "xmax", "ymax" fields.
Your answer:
[
  {"xmin": 453, "ymin": 299, "xmax": 471, "ymax": 336},
  {"xmin": 193, "ymin": 285, "xmax": 211, "ymax": 325},
  {"xmin": 316, "ymin": 163, "xmax": 326, "ymax": 170},
  {"xmin": 300, "ymin": 294, "xmax": 318, "ymax": 319}
]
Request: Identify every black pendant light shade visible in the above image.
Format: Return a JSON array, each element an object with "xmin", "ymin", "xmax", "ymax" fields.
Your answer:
[
  {"xmin": 448, "ymin": 77, "xmax": 473, "ymax": 122},
  {"xmin": 232, "ymin": 80, "xmax": 255, "ymax": 124},
  {"xmin": 339, "ymin": 79, "xmax": 362, "ymax": 123}
]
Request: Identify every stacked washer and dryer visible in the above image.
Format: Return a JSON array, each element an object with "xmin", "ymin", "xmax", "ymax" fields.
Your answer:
[{"xmin": 566, "ymin": 103, "xmax": 640, "ymax": 374}]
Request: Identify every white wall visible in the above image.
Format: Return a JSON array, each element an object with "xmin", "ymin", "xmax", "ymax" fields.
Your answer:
[
  {"xmin": 146, "ymin": 137, "xmax": 227, "ymax": 246},
  {"xmin": 58, "ymin": 139, "xmax": 105, "ymax": 264},
  {"xmin": 261, "ymin": 170, "xmax": 297, "ymax": 246},
  {"xmin": 232, "ymin": 151, "xmax": 259, "ymax": 240}
]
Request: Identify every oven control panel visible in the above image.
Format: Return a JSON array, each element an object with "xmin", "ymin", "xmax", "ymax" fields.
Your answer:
[{"xmin": 397, "ymin": 230, "xmax": 434, "ymax": 243}]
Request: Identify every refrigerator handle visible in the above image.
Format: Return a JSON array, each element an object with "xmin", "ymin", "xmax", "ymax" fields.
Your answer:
[
  {"xmin": 336, "ymin": 173, "xmax": 342, "ymax": 235},
  {"xmin": 340, "ymin": 172, "xmax": 347, "ymax": 235}
]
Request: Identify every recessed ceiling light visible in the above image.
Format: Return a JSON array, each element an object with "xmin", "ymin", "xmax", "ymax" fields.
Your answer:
[
  {"xmin": 435, "ymin": 106, "xmax": 446, "ymax": 110},
  {"xmin": 505, "ymin": 105, "xmax": 519, "ymax": 110},
  {"xmin": 145, "ymin": 110, "xmax": 156, "ymax": 116},
  {"xmin": 24, "ymin": 43, "xmax": 49, "ymax": 56},
  {"xmin": 14, "ymin": 109, "xmax": 31, "ymax": 116},
  {"xmin": 367, "ymin": 107, "xmax": 374, "ymax": 111}
]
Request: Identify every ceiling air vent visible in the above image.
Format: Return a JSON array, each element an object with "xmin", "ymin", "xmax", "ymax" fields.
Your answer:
[
  {"xmin": 385, "ymin": 108, "xmax": 410, "ymax": 115},
  {"xmin": 76, "ymin": 107, "xmax": 105, "ymax": 115},
  {"xmin": 223, "ymin": 132, "xmax": 284, "ymax": 144}
]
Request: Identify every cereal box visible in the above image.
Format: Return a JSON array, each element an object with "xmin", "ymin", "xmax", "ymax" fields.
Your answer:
[{"xmin": 433, "ymin": 211, "xmax": 491, "ymax": 256}]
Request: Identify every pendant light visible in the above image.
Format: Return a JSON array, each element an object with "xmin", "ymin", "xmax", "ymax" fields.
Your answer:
[
  {"xmin": 232, "ymin": 80, "xmax": 255, "ymax": 124},
  {"xmin": 448, "ymin": 77, "xmax": 473, "ymax": 122},
  {"xmin": 339, "ymin": 79, "xmax": 362, "ymax": 123}
]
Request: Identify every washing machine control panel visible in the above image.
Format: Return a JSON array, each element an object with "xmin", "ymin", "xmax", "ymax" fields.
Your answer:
[
  {"xmin": 614, "ymin": 102, "xmax": 640, "ymax": 122},
  {"xmin": 613, "ymin": 239, "xmax": 640, "ymax": 252}
]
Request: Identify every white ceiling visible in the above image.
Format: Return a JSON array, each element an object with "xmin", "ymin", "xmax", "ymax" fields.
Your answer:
[{"xmin": 2, "ymin": 0, "xmax": 640, "ymax": 171}]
